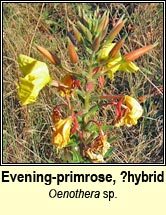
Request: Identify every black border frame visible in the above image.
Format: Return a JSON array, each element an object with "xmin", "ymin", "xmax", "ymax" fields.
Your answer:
[{"xmin": 1, "ymin": 0, "xmax": 165, "ymax": 166}]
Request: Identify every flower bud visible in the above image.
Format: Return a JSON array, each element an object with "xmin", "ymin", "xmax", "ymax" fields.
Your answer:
[
  {"xmin": 102, "ymin": 12, "xmax": 109, "ymax": 31},
  {"xmin": 109, "ymin": 35, "xmax": 127, "ymax": 58},
  {"xmin": 96, "ymin": 11, "xmax": 109, "ymax": 33},
  {"xmin": 86, "ymin": 81, "xmax": 95, "ymax": 92},
  {"xmin": 101, "ymin": 26, "xmax": 108, "ymax": 41},
  {"xmin": 68, "ymin": 38, "xmax": 79, "ymax": 64},
  {"xmin": 114, "ymin": 14, "xmax": 125, "ymax": 28},
  {"xmin": 67, "ymin": 31, "xmax": 77, "ymax": 46},
  {"xmin": 124, "ymin": 44, "xmax": 156, "ymax": 62},
  {"xmin": 36, "ymin": 45, "xmax": 61, "ymax": 65},
  {"xmin": 92, "ymin": 35, "xmax": 101, "ymax": 52},
  {"xmin": 108, "ymin": 19, "xmax": 126, "ymax": 42},
  {"xmin": 77, "ymin": 21, "xmax": 92, "ymax": 42},
  {"xmin": 73, "ymin": 25, "xmax": 82, "ymax": 42}
]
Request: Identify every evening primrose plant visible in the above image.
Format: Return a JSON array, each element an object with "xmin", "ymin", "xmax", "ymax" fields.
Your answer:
[{"xmin": 17, "ymin": 7, "xmax": 156, "ymax": 163}]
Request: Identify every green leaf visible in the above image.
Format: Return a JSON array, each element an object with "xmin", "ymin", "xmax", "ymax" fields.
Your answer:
[
  {"xmin": 89, "ymin": 105, "xmax": 99, "ymax": 115},
  {"xmin": 77, "ymin": 116, "xmax": 83, "ymax": 123},
  {"xmin": 84, "ymin": 104, "xmax": 99, "ymax": 123},
  {"xmin": 108, "ymin": 137, "xmax": 117, "ymax": 143},
  {"xmin": 101, "ymin": 125, "xmax": 113, "ymax": 131},
  {"xmin": 71, "ymin": 149, "xmax": 83, "ymax": 163},
  {"xmin": 66, "ymin": 134, "xmax": 80, "ymax": 147},
  {"xmin": 66, "ymin": 139, "xmax": 77, "ymax": 147},
  {"xmin": 104, "ymin": 147, "xmax": 114, "ymax": 158},
  {"xmin": 85, "ymin": 122, "xmax": 98, "ymax": 132}
]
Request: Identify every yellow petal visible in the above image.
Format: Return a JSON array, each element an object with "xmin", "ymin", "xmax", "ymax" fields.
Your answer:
[
  {"xmin": 106, "ymin": 52, "xmax": 122, "ymax": 79},
  {"xmin": 18, "ymin": 78, "xmax": 36, "ymax": 105},
  {"xmin": 86, "ymin": 135, "xmax": 110, "ymax": 163},
  {"xmin": 125, "ymin": 95, "xmax": 143, "ymax": 119},
  {"xmin": 119, "ymin": 61, "xmax": 139, "ymax": 73},
  {"xmin": 59, "ymin": 74, "xmax": 74, "ymax": 97},
  {"xmin": 17, "ymin": 54, "xmax": 51, "ymax": 105},
  {"xmin": 97, "ymin": 42, "xmax": 116, "ymax": 61},
  {"xmin": 115, "ymin": 95, "xmax": 143, "ymax": 127},
  {"xmin": 97, "ymin": 42, "xmax": 123, "ymax": 79},
  {"xmin": 52, "ymin": 118, "xmax": 72, "ymax": 149},
  {"xmin": 18, "ymin": 54, "xmax": 37, "ymax": 76},
  {"xmin": 97, "ymin": 42, "xmax": 139, "ymax": 79}
]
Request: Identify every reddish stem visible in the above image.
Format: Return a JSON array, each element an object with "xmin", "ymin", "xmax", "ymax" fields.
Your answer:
[
  {"xmin": 99, "ymin": 94, "xmax": 124, "ymax": 100},
  {"xmin": 88, "ymin": 120, "xmax": 104, "ymax": 135}
]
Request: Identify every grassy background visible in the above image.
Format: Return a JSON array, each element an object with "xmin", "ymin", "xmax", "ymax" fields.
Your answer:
[{"xmin": 3, "ymin": 2, "xmax": 163, "ymax": 163}]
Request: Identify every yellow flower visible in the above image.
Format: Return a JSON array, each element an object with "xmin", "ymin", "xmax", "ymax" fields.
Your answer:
[
  {"xmin": 97, "ymin": 42, "xmax": 139, "ymax": 79},
  {"xmin": 86, "ymin": 135, "xmax": 110, "ymax": 163},
  {"xmin": 115, "ymin": 95, "xmax": 143, "ymax": 127},
  {"xmin": 17, "ymin": 54, "xmax": 51, "ymax": 105},
  {"xmin": 59, "ymin": 74, "xmax": 74, "ymax": 97},
  {"xmin": 106, "ymin": 52, "xmax": 122, "ymax": 79},
  {"xmin": 52, "ymin": 117, "xmax": 72, "ymax": 149},
  {"xmin": 97, "ymin": 42, "xmax": 117, "ymax": 61},
  {"xmin": 119, "ymin": 61, "xmax": 139, "ymax": 73},
  {"xmin": 59, "ymin": 73, "xmax": 80, "ymax": 97},
  {"xmin": 97, "ymin": 42, "xmax": 122, "ymax": 79}
]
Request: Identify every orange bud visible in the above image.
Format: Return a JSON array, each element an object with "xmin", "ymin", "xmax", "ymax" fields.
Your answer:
[
  {"xmin": 68, "ymin": 38, "xmax": 79, "ymax": 64},
  {"xmin": 108, "ymin": 19, "xmax": 126, "ymax": 42},
  {"xmin": 36, "ymin": 45, "xmax": 61, "ymax": 65},
  {"xmin": 109, "ymin": 35, "xmax": 127, "ymax": 58},
  {"xmin": 124, "ymin": 44, "xmax": 156, "ymax": 62}
]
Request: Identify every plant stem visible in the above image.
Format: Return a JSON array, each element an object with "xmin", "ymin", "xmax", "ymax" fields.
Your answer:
[{"xmin": 85, "ymin": 92, "xmax": 90, "ymax": 112}]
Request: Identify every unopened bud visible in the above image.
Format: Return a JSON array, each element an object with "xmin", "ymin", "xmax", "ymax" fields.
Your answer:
[
  {"xmin": 108, "ymin": 19, "xmax": 126, "ymax": 42},
  {"xmin": 92, "ymin": 35, "xmax": 101, "ymax": 52},
  {"xmin": 68, "ymin": 38, "xmax": 79, "ymax": 64},
  {"xmin": 109, "ymin": 35, "xmax": 127, "ymax": 58},
  {"xmin": 96, "ymin": 11, "xmax": 109, "ymax": 33},
  {"xmin": 36, "ymin": 45, "xmax": 61, "ymax": 65},
  {"xmin": 102, "ymin": 12, "xmax": 109, "ymax": 31},
  {"xmin": 67, "ymin": 31, "xmax": 77, "ymax": 46},
  {"xmin": 73, "ymin": 25, "xmax": 82, "ymax": 42},
  {"xmin": 124, "ymin": 44, "xmax": 156, "ymax": 62},
  {"xmin": 77, "ymin": 21, "xmax": 92, "ymax": 42},
  {"xmin": 86, "ymin": 81, "xmax": 95, "ymax": 92},
  {"xmin": 114, "ymin": 14, "xmax": 125, "ymax": 28},
  {"xmin": 101, "ymin": 26, "xmax": 108, "ymax": 41}
]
